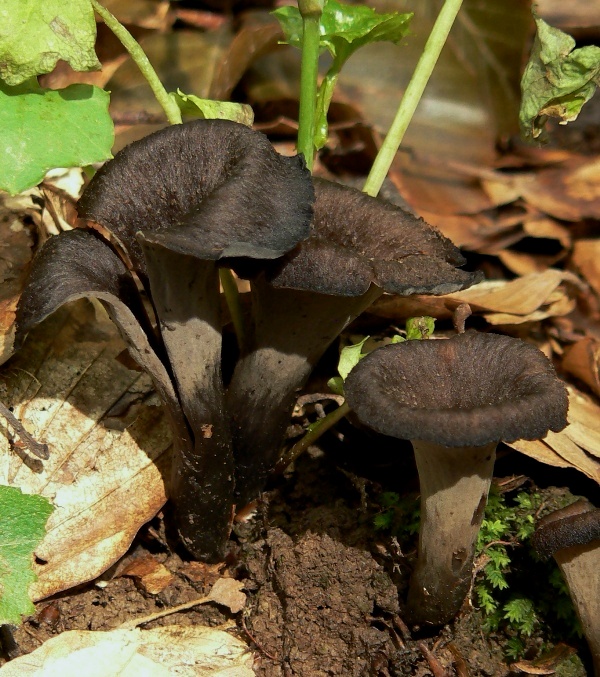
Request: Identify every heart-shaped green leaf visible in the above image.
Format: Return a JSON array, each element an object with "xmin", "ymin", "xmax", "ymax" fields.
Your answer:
[
  {"xmin": 0, "ymin": 79, "xmax": 113, "ymax": 195},
  {"xmin": 0, "ymin": 0, "xmax": 100, "ymax": 86}
]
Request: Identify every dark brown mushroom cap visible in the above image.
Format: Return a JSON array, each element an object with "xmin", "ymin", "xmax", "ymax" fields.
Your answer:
[
  {"xmin": 266, "ymin": 178, "xmax": 483, "ymax": 296},
  {"xmin": 15, "ymin": 228, "xmax": 148, "ymax": 344},
  {"xmin": 531, "ymin": 499, "xmax": 600, "ymax": 559},
  {"xmin": 344, "ymin": 331, "xmax": 569, "ymax": 447},
  {"xmin": 78, "ymin": 119, "xmax": 314, "ymax": 275}
]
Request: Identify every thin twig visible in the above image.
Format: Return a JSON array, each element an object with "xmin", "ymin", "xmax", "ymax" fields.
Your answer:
[
  {"xmin": 0, "ymin": 401, "xmax": 49, "ymax": 459},
  {"xmin": 241, "ymin": 612, "xmax": 280, "ymax": 662},
  {"xmin": 118, "ymin": 595, "xmax": 213, "ymax": 629},
  {"xmin": 417, "ymin": 641, "xmax": 449, "ymax": 677}
]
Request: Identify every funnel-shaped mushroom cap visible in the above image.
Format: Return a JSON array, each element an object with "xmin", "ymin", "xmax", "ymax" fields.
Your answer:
[
  {"xmin": 267, "ymin": 178, "xmax": 482, "ymax": 296},
  {"xmin": 532, "ymin": 500, "xmax": 600, "ymax": 559},
  {"xmin": 345, "ymin": 331, "xmax": 569, "ymax": 447},
  {"xmin": 78, "ymin": 119, "xmax": 314, "ymax": 273}
]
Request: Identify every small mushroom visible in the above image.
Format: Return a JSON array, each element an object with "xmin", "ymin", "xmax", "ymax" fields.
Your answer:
[
  {"xmin": 532, "ymin": 500, "xmax": 600, "ymax": 675},
  {"xmin": 344, "ymin": 330, "xmax": 569, "ymax": 626},
  {"xmin": 17, "ymin": 119, "xmax": 314, "ymax": 562},
  {"xmin": 228, "ymin": 178, "xmax": 482, "ymax": 506}
]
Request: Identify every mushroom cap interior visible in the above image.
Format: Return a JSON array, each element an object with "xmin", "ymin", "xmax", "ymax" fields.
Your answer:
[
  {"xmin": 344, "ymin": 331, "xmax": 569, "ymax": 447},
  {"xmin": 266, "ymin": 178, "xmax": 483, "ymax": 296},
  {"xmin": 532, "ymin": 500, "xmax": 600, "ymax": 559},
  {"xmin": 78, "ymin": 119, "xmax": 314, "ymax": 274}
]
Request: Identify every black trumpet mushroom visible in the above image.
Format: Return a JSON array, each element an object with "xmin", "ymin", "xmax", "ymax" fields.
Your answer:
[
  {"xmin": 228, "ymin": 178, "xmax": 483, "ymax": 507},
  {"xmin": 16, "ymin": 119, "xmax": 314, "ymax": 562},
  {"xmin": 344, "ymin": 330, "xmax": 569, "ymax": 627},
  {"xmin": 532, "ymin": 500, "xmax": 600, "ymax": 675}
]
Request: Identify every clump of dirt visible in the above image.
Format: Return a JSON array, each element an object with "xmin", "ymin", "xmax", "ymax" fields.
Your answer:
[{"xmin": 244, "ymin": 528, "xmax": 399, "ymax": 676}]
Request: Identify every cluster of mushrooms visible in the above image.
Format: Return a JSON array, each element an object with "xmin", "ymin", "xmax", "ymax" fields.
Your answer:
[{"xmin": 16, "ymin": 121, "xmax": 598, "ymax": 658}]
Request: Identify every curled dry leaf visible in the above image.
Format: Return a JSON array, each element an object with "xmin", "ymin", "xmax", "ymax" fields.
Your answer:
[
  {"xmin": 510, "ymin": 157, "xmax": 600, "ymax": 222},
  {"xmin": 572, "ymin": 239, "xmax": 600, "ymax": 298},
  {"xmin": 207, "ymin": 577, "xmax": 247, "ymax": 614},
  {"xmin": 0, "ymin": 301, "xmax": 171, "ymax": 600},
  {"xmin": 0, "ymin": 624, "xmax": 253, "ymax": 677},
  {"xmin": 121, "ymin": 554, "xmax": 174, "ymax": 595},
  {"xmin": 508, "ymin": 386, "xmax": 600, "ymax": 483},
  {"xmin": 563, "ymin": 337, "xmax": 600, "ymax": 397},
  {"xmin": 370, "ymin": 270, "xmax": 583, "ymax": 326}
]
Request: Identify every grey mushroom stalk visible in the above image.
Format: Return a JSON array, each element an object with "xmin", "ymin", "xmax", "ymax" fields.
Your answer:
[
  {"xmin": 344, "ymin": 330, "xmax": 569, "ymax": 626},
  {"xmin": 228, "ymin": 178, "xmax": 483, "ymax": 507},
  {"xmin": 532, "ymin": 500, "xmax": 600, "ymax": 675},
  {"xmin": 16, "ymin": 119, "xmax": 314, "ymax": 562}
]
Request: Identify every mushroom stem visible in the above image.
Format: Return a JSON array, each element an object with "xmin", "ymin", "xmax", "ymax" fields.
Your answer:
[
  {"xmin": 228, "ymin": 278, "xmax": 382, "ymax": 506},
  {"xmin": 141, "ymin": 241, "xmax": 234, "ymax": 562},
  {"xmin": 406, "ymin": 440, "xmax": 497, "ymax": 627},
  {"xmin": 556, "ymin": 543, "xmax": 600, "ymax": 675}
]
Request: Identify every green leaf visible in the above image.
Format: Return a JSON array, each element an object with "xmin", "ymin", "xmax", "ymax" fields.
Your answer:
[
  {"xmin": 0, "ymin": 0, "xmax": 100, "ymax": 86},
  {"xmin": 0, "ymin": 486, "xmax": 53, "ymax": 625},
  {"xmin": 405, "ymin": 316, "xmax": 435, "ymax": 340},
  {"xmin": 520, "ymin": 14, "xmax": 600, "ymax": 141},
  {"xmin": 327, "ymin": 375, "xmax": 345, "ymax": 396},
  {"xmin": 171, "ymin": 89, "xmax": 255, "ymax": 127},
  {"xmin": 338, "ymin": 335, "xmax": 370, "ymax": 381},
  {"xmin": 0, "ymin": 79, "xmax": 113, "ymax": 195},
  {"xmin": 274, "ymin": 0, "xmax": 412, "ymax": 64}
]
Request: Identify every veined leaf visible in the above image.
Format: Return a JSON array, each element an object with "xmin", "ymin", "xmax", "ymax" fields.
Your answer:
[
  {"xmin": 520, "ymin": 15, "xmax": 600, "ymax": 141},
  {"xmin": 171, "ymin": 89, "xmax": 254, "ymax": 127},
  {"xmin": 0, "ymin": 486, "xmax": 53, "ymax": 625},
  {"xmin": 0, "ymin": 0, "xmax": 100, "ymax": 86},
  {"xmin": 0, "ymin": 79, "xmax": 113, "ymax": 195},
  {"xmin": 273, "ymin": 0, "xmax": 412, "ymax": 65}
]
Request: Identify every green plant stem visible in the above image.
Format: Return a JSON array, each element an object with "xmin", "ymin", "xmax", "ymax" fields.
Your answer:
[
  {"xmin": 219, "ymin": 269, "xmax": 248, "ymax": 355},
  {"xmin": 91, "ymin": 1, "xmax": 250, "ymax": 348},
  {"xmin": 277, "ymin": 400, "xmax": 350, "ymax": 472},
  {"xmin": 90, "ymin": 0, "xmax": 182, "ymax": 125},
  {"xmin": 363, "ymin": 0, "xmax": 464, "ymax": 197},
  {"xmin": 297, "ymin": 10, "xmax": 322, "ymax": 171}
]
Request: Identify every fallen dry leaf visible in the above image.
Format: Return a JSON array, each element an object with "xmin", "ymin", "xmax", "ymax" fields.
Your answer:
[
  {"xmin": 0, "ymin": 301, "xmax": 171, "ymax": 600},
  {"xmin": 572, "ymin": 239, "xmax": 600, "ymax": 298},
  {"xmin": 563, "ymin": 338, "xmax": 600, "ymax": 397},
  {"xmin": 370, "ymin": 270, "xmax": 583, "ymax": 326},
  {"xmin": 121, "ymin": 554, "xmax": 174, "ymax": 595},
  {"xmin": 511, "ymin": 157, "xmax": 600, "ymax": 222},
  {"xmin": 508, "ymin": 386, "xmax": 600, "ymax": 483},
  {"xmin": 0, "ymin": 624, "xmax": 253, "ymax": 677},
  {"xmin": 208, "ymin": 578, "xmax": 247, "ymax": 615}
]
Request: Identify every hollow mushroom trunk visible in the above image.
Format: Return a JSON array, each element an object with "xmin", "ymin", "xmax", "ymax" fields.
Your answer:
[
  {"xmin": 229, "ymin": 178, "xmax": 482, "ymax": 506},
  {"xmin": 228, "ymin": 278, "xmax": 382, "ymax": 505},
  {"xmin": 532, "ymin": 501, "xmax": 600, "ymax": 675},
  {"xmin": 141, "ymin": 240, "xmax": 233, "ymax": 562},
  {"xmin": 407, "ymin": 441, "xmax": 496, "ymax": 626},
  {"xmin": 344, "ymin": 331, "xmax": 569, "ymax": 627}
]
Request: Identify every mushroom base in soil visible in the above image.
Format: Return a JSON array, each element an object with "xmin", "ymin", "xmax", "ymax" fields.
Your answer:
[
  {"xmin": 406, "ymin": 441, "xmax": 496, "ymax": 626},
  {"xmin": 344, "ymin": 330, "xmax": 569, "ymax": 627}
]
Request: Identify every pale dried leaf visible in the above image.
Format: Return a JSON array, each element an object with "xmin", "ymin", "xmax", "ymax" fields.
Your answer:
[
  {"xmin": 121, "ymin": 554, "xmax": 174, "ymax": 595},
  {"xmin": 512, "ymin": 157, "xmax": 600, "ymax": 221},
  {"xmin": 509, "ymin": 386, "xmax": 600, "ymax": 483},
  {"xmin": 572, "ymin": 239, "xmax": 600, "ymax": 297},
  {"xmin": 370, "ymin": 270, "xmax": 582, "ymax": 325},
  {"xmin": 208, "ymin": 578, "xmax": 247, "ymax": 614},
  {"xmin": 0, "ymin": 302, "xmax": 170, "ymax": 600},
  {"xmin": 497, "ymin": 250, "xmax": 562, "ymax": 277},
  {"xmin": 507, "ymin": 438, "xmax": 572, "ymax": 471},
  {"xmin": 562, "ymin": 338, "xmax": 600, "ymax": 397},
  {"xmin": 0, "ymin": 624, "xmax": 253, "ymax": 677}
]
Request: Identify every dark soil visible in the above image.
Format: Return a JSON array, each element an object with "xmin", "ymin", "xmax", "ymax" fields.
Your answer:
[{"xmin": 3, "ymin": 422, "xmax": 596, "ymax": 675}]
